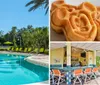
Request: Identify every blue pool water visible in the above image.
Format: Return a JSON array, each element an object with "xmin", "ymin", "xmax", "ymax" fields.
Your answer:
[{"xmin": 0, "ymin": 54, "xmax": 49, "ymax": 85}]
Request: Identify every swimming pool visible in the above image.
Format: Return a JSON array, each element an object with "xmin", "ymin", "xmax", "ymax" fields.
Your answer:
[{"xmin": 0, "ymin": 54, "xmax": 49, "ymax": 85}]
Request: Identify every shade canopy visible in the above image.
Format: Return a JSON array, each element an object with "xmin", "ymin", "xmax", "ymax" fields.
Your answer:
[
  {"xmin": 4, "ymin": 41, "xmax": 13, "ymax": 45},
  {"xmin": 51, "ymin": 43, "xmax": 100, "ymax": 51},
  {"xmin": 50, "ymin": 43, "xmax": 66, "ymax": 49}
]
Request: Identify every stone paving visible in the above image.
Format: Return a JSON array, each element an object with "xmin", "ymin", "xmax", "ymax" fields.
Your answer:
[{"xmin": 25, "ymin": 54, "xmax": 49, "ymax": 67}]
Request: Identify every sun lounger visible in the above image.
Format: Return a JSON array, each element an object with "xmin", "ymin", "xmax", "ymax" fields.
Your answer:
[
  {"xmin": 24, "ymin": 48, "xmax": 27, "ymax": 52},
  {"xmin": 7, "ymin": 47, "xmax": 11, "ymax": 51},
  {"xmin": 28, "ymin": 48, "xmax": 32, "ymax": 52},
  {"xmin": 19, "ymin": 48, "xmax": 22, "ymax": 52},
  {"xmin": 34, "ymin": 48, "xmax": 38, "ymax": 53},
  {"xmin": 44, "ymin": 49, "xmax": 49, "ymax": 54},
  {"xmin": 15, "ymin": 48, "xmax": 19, "ymax": 52},
  {"xmin": 11, "ymin": 47, "xmax": 14, "ymax": 51},
  {"xmin": 39, "ymin": 48, "xmax": 44, "ymax": 53}
]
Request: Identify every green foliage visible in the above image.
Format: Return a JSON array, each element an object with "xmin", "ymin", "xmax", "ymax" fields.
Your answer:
[
  {"xmin": 11, "ymin": 27, "xmax": 17, "ymax": 47},
  {"xmin": 0, "ymin": 25, "xmax": 49, "ymax": 54},
  {"xmin": 96, "ymin": 56, "xmax": 100, "ymax": 66},
  {"xmin": 44, "ymin": 49, "xmax": 49, "ymax": 55},
  {"xmin": 20, "ymin": 26, "xmax": 49, "ymax": 50}
]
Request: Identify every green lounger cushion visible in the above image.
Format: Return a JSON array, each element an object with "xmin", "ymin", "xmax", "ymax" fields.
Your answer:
[
  {"xmin": 7, "ymin": 47, "xmax": 11, "ymax": 51},
  {"xmin": 19, "ymin": 48, "xmax": 22, "ymax": 52},
  {"xmin": 34, "ymin": 48, "xmax": 38, "ymax": 53},
  {"xmin": 28, "ymin": 48, "xmax": 32, "ymax": 52},
  {"xmin": 15, "ymin": 48, "xmax": 19, "ymax": 51},
  {"xmin": 11, "ymin": 47, "xmax": 14, "ymax": 51},
  {"xmin": 44, "ymin": 49, "xmax": 49, "ymax": 54},
  {"xmin": 24, "ymin": 48, "xmax": 27, "ymax": 52},
  {"xmin": 39, "ymin": 48, "xmax": 44, "ymax": 53}
]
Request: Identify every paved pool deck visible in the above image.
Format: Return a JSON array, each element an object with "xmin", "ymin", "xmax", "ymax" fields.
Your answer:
[{"xmin": 25, "ymin": 54, "xmax": 49, "ymax": 67}]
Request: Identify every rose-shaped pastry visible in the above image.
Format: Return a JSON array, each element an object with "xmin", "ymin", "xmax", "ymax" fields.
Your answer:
[
  {"xmin": 51, "ymin": 0, "xmax": 65, "ymax": 13},
  {"xmin": 51, "ymin": 0, "xmax": 66, "ymax": 33},
  {"xmin": 51, "ymin": 1, "xmax": 77, "ymax": 33},
  {"xmin": 64, "ymin": 9, "xmax": 97, "ymax": 41},
  {"xmin": 78, "ymin": 2, "xmax": 97, "ymax": 25},
  {"xmin": 64, "ymin": 2, "xmax": 97, "ymax": 41},
  {"xmin": 62, "ymin": 3, "xmax": 78, "ymax": 12},
  {"xmin": 78, "ymin": 2, "xmax": 97, "ymax": 13},
  {"xmin": 51, "ymin": 7, "xmax": 65, "ymax": 33},
  {"xmin": 51, "ymin": 1, "xmax": 98, "ymax": 41},
  {"xmin": 94, "ymin": 7, "xmax": 100, "ymax": 40}
]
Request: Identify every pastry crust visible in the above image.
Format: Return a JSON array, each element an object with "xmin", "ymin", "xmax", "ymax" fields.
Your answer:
[
  {"xmin": 51, "ymin": 0, "xmax": 65, "ymax": 12},
  {"xmin": 50, "ymin": 1, "xmax": 98, "ymax": 41},
  {"xmin": 51, "ymin": 7, "xmax": 65, "ymax": 33},
  {"xmin": 78, "ymin": 2, "xmax": 97, "ymax": 13},
  {"xmin": 51, "ymin": 0, "xmax": 77, "ymax": 33},
  {"xmin": 50, "ymin": 0, "xmax": 66, "ymax": 33},
  {"xmin": 95, "ymin": 7, "xmax": 100, "ymax": 40}
]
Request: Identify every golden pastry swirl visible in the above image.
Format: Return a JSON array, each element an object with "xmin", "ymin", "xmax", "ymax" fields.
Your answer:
[
  {"xmin": 51, "ymin": 0, "xmax": 77, "ymax": 33},
  {"xmin": 51, "ymin": 0, "xmax": 65, "ymax": 33},
  {"xmin": 64, "ymin": 9, "xmax": 97, "ymax": 41},
  {"xmin": 51, "ymin": 1, "xmax": 98, "ymax": 41},
  {"xmin": 51, "ymin": 0, "xmax": 65, "ymax": 12},
  {"xmin": 93, "ymin": 7, "xmax": 100, "ymax": 40}
]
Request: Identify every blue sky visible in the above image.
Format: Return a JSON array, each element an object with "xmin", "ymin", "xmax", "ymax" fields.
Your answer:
[{"xmin": 0, "ymin": 0, "xmax": 48, "ymax": 33}]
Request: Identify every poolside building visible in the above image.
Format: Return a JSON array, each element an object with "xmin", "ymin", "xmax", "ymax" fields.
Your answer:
[{"xmin": 50, "ymin": 43, "xmax": 100, "ymax": 85}]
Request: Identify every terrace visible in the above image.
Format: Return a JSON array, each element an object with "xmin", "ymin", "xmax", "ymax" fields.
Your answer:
[{"xmin": 50, "ymin": 43, "xmax": 100, "ymax": 85}]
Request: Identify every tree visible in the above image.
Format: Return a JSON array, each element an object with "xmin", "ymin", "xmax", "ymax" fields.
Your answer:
[
  {"xmin": 0, "ymin": 30, "xmax": 5, "ymax": 45},
  {"xmin": 3, "ymin": 26, "xmax": 49, "ymax": 51},
  {"xmin": 10, "ymin": 27, "xmax": 17, "ymax": 47},
  {"xmin": 42, "ymin": 27, "xmax": 49, "ymax": 49},
  {"xmin": 25, "ymin": 0, "xmax": 48, "ymax": 14}
]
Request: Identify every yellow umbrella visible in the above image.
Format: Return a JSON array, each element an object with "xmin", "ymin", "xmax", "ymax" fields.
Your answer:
[{"xmin": 4, "ymin": 41, "xmax": 13, "ymax": 45}]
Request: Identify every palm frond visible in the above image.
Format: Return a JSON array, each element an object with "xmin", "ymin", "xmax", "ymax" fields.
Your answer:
[
  {"xmin": 44, "ymin": 0, "xmax": 48, "ymax": 8},
  {"xmin": 26, "ymin": 0, "xmax": 49, "ymax": 14},
  {"xmin": 25, "ymin": 1, "xmax": 34, "ymax": 7},
  {"xmin": 45, "ymin": 7, "xmax": 48, "ymax": 15},
  {"xmin": 28, "ymin": 3, "xmax": 42, "ymax": 11}
]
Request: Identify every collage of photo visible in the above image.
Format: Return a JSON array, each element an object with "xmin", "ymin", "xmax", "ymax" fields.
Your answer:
[{"xmin": 0, "ymin": 0, "xmax": 100, "ymax": 85}]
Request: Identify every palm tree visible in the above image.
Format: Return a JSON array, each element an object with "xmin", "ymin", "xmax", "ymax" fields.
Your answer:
[
  {"xmin": 25, "ymin": 0, "xmax": 48, "ymax": 14},
  {"xmin": 10, "ymin": 27, "xmax": 17, "ymax": 47}
]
